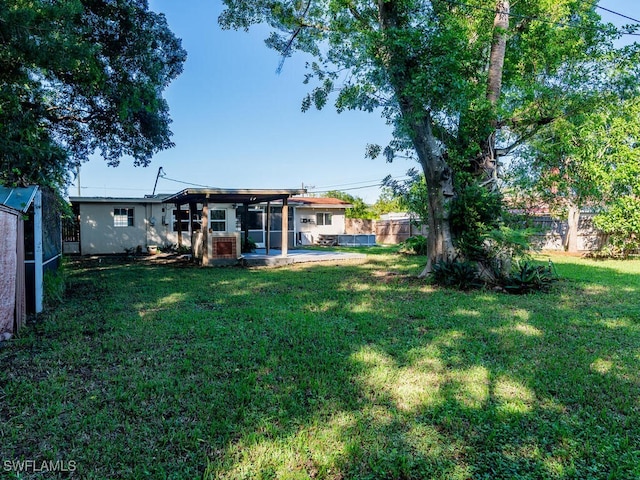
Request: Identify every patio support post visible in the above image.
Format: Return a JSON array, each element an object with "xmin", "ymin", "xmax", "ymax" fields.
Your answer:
[
  {"xmin": 188, "ymin": 202, "xmax": 197, "ymax": 260},
  {"xmin": 176, "ymin": 203, "xmax": 183, "ymax": 248},
  {"xmin": 243, "ymin": 203, "xmax": 249, "ymax": 254},
  {"xmin": 266, "ymin": 201, "xmax": 271, "ymax": 255},
  {"xmin": 281, "ymin": 198, "xmax": 288, "ymax": 257},
  {"xmin": 202, "ymin": 197, "xmax": 209, "ymax": 266}
]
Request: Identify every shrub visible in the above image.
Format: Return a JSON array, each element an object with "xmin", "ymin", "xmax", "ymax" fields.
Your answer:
[
  {"xmin": 449, "ymin": 183, "xmax": 503, "ymax": 260},
  {"xmin": 242, "ymin": 237, "xmax": 257, "ymax": 253},
  {"xmin": 399, "ymin": 235, "xmax": 428, "ymax": 255},
  {"xmin": 431, "ymin": 259, "xmax": 483, "ymax": 290},
  {"xmin": 503, "ymin": 261, "xmax": 558, "ymax": 294},
  {"xmin": 593, "ymin": 197, "xmax": 640, "ymax": 258}
]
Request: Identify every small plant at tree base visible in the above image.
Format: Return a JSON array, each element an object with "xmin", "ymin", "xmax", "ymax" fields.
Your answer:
[
  {"xmin": 242, "ymin": 237, "xmax": 257, "ymax": 254},
  {"xmin": 398, "ymin": 235, "xmax": 428, "ymax": 255},
  {"xmin": 431, "ymin": 259, "xmax": 483, "ymax": 291},
  {"xmin": 503, "ymin": 261, "xmax": 559, "ymax": 294}
]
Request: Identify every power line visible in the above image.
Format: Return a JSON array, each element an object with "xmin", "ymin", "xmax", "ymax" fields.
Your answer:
[
  {"xmin": 595, "ymin": 3, "xmax": 640, "ymax": 25},
  {"xmin": 443, "ymin": 0, "xmax": 640, "ymax": 36},
  {"xmin": 159, "ymin": 175, "xmax": 214, "ymax": 189},
  {"xmin": 80, "ymin": 186, "xmax": 148, "ymax": 192},
  {"xmin": 313, "ymin": 176, "xmax": 411, "ymax": 189},
  {"xmin": 308, "ymin": 175, "xmax": 413, "ymax": 195}
]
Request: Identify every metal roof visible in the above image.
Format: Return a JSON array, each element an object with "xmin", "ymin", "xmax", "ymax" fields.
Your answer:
[
  {"xmin": 163, "ymin": 188, "xmax": 307, "ymax": 206},
  {"xmin": 68, "ymin": 195, "xmax": 170, "ymax": 204},
  {"xmin": 0, "ymin": 186, "xmax": 39, "ymax": 213}
]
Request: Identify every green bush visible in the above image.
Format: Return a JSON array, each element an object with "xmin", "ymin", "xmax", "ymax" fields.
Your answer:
[
  {"xmin": 449, "ymin": 183, "xmax": 503, "ymax": 260},
  {"xmin": 431, "ymin": 259, "xmax": 482, "ymax": 290},
  {"xmin": 242, "ymin": 237, "xmax": 257, "ymax": 253},
  {"xmin": 593, "ymin": 196, "xmax": 640, "ymax": 258},
  {"xmin": 398, "ymin": 235, "xmax": 428, "ymax": 255},
  {"xmin": 503, "ymin": 261, "xmax": 558, "ymax": 294}
]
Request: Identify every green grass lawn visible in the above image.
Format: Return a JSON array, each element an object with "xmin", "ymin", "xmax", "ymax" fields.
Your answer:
[{"xmin": 1, "ymin": 250, "xmax": 639, "ymax": 479}]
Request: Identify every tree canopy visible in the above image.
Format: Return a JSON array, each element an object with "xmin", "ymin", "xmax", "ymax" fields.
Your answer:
[
  {"xmin": 220, "ymin": 0, "xmax": 639, "ymax": 276},
  {"xmin": 0, "ymin": 0, "xmax": 186, "ymax": 190},
  {"xmin": 509, "ymin": 96, "xmax": 640, "ymax": 255},
  {"xmin": 323, "ymin": 190, "xmax": 376, "ymax": 219}
]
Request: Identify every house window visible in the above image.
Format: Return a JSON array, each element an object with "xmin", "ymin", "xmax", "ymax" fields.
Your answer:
[
  {"xmin": 210, "ymin": 209, "xmax": 227, "ymax": 232},
  {"xmin": 114, "ymin": 208, "xmax": 134, "ymax": 227},
  {"xmin": 172, "ymin": 209, "xmax": 190, "ymax": 232},
  {"xmin": 316, "ymin": 212, "xmax": 332, "ymax": 226},
  {"xmin": 269, "ymin": 206, "xmax": 294, "ymax": 231}
]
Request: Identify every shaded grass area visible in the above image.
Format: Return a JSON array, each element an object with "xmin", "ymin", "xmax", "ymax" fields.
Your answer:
[{"xmin": 1, "ymin": 251, "xmax": 639, "ymax": 479}]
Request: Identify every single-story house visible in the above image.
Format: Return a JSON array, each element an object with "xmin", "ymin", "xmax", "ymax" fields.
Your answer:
[{"xmin": 67, "ymin": 189, "xmax": 353, "ymax": 264}]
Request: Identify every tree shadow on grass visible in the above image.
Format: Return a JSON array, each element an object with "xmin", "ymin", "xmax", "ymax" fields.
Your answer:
[{"xmin": 1, "ymin": 256, "xmax": 638, "ymax": 479}]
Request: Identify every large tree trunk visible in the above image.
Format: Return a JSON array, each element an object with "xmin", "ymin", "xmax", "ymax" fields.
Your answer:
[
  {"xmin": 378, "ymin": 0, "xmax": 456, "ymax": 276},
  {"xmin": 479, "ymin": 0, "xmax": 510, "ymax": 187},
  {"xmin": 487, "ymin": 1, "xmax": 509, "ymax": 106},
  {"xmin": 408, "ymin": 112, "xmax": 456, "ymax": 277},
  {"xmin": 564, "ymin": 203, "xmax": 580, "ymax": 253}
]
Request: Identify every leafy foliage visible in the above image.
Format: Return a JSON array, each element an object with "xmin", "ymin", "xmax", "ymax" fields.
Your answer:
[
  {"xmin": 382, "ymin": 169, "xmax": 430, "ymax": 226},
  {"xmin": 242, "ymin": 236, "xmax": 257, "ymax": 253},
  {"xmin": 0, "ymin": 0, "xmax": 186, "ymax": 190},
  {"xmin": 219, "ymin": 0, "xmax": 638, "ymax": 276},
  {"xmin": 324, "ymin": 190, "xmax": 375, "ymax": 219},
  {"xmin": 593, "ymin": 197, "xmax": 640, "ymax": 257},
  {"xmin": 431, "ymin": 259, "xmax": 482, "ymax": 291},
  {"xmin": 449, "ymin": 183, "xmax": 504, "ymax": 260},
  {"xmin": 503, "ymin": 261, "xmax": 559, "ymax": 294},
  {"xmin": 370, "ymin": 188, "xmax": 405, "ymax": 217},
  {"xmin": 398, "ymin": 235, "xmax": 428, "ymax": 255}
]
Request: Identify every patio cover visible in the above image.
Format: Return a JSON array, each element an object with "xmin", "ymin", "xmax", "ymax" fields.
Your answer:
[
  {"xmin": 163, "ymin": 188, "xmax": 306, "ymax": 260},
  {"xmin": 163, "ymin": 188, "xmax": 306, "ymax": 206}
]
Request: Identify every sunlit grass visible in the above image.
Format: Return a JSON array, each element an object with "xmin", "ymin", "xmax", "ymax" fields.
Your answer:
[{"xmin": 0, "ymin": 252, "xmax": 639, "ymax": 479}]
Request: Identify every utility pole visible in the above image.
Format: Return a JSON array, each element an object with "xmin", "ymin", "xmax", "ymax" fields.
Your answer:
[{"xmin": 152, "ymin": 167, "xmax": 164, "ymax": 196}]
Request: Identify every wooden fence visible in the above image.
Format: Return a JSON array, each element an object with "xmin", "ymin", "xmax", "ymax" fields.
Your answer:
[
  {"xmin": 527, "ymin": 214, "xmax": 607, "ymax": 252},
  {"xmin": 345, "ymin": 218, "xmax": 428, "ymax": 245},
  {"xmin": 345, "ymin": 214, "xmax": 609, "ymax": 251}
]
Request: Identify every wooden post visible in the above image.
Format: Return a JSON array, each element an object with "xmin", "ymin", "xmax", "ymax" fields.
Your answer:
[
  {"xmin": 243, "ymin": 203, "xmax": 249, "ymax": 253},
  {"xmin": 281, "ymin": 198, "xmax": 288, "ymax": 257},
  {"xmin": 201, "ymin": 198, "xmax": 209, "ymax": 266},
  {"xmin": 265, "ymin": 202, "xmax": 271, "ymax": 255},
  {"xmin": 176, "ymin": 203, "xmax": 183, "ymax": 248}
]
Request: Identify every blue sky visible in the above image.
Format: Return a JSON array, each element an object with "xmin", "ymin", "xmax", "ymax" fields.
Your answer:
[{"xmin": 71, "ymin": 0, "xmax": 640, "ymax": 203}]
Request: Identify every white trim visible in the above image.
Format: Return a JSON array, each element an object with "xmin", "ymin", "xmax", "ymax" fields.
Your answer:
[
  {"xmin": 43, "ymin": 254, "xmax": 62, "ymax": 267},
  {"xmin": 33, "ymin": 190, "xmax": 43, "ymax": 313}
]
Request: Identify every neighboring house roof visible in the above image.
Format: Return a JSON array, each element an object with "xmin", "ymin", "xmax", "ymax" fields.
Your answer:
[
  {"xmin": 0, "ymin": 186, "xmax": 38, "ymax": 213},
  {"xmin": 69, "ymin": 195, "xmax": 170, "ymax": 204},
  {"xmin": 290, "ymin": 197, "xmax": 353, "ymax": 209}
]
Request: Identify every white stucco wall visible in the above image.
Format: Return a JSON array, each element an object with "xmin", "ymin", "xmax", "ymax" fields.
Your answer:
[
  {"xmin": 295, "ymin": 207, "xmax": 347, "ymax": 245},
  {"xmin": 79, "ymin": 202, "xmax": 150, "ymax": 255},
  {"xmin": 77, "ymin": 201, "xmax": 237, "ymax": 255}
]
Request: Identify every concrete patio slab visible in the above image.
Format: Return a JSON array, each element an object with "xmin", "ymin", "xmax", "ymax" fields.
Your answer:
[{"xmin": 241, "ymin": 248, "xmax": 367, "ymax": 267}]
